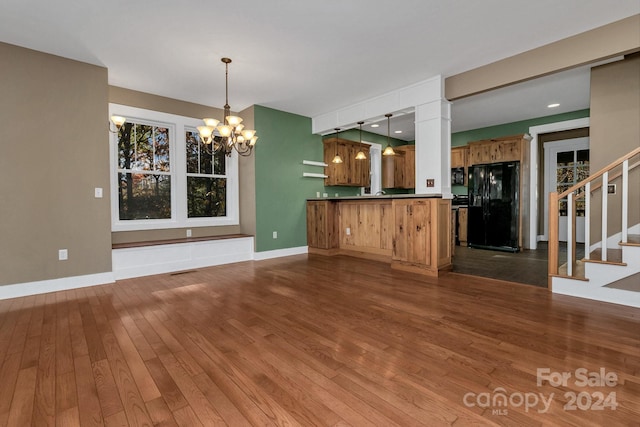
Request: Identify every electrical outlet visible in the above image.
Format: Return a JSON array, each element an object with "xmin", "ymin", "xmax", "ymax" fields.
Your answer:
[
  {"xmin": 316, "ymin": 191, "xmax": 320, "ymax": 197},
  {"xmin": 186, "ymin": 229, "xmax": 192, "ymax": 237},
  {"xmin": 346, "ymin": 227, "xmax": 351, "ymax": 236},
  {"xmin": 273, "ymin": 231, "xmax": 278, "ymax": 239},
  {"xmin": 323, "ymin": 193, "xmax": 328, "ymax": 198},
  {"xmin": 426, "ymin": 179, "xmax": 435, "ymax": 187},
  {"xmin": 58, "ymin": 249, "xmax": 68, "ymax": 261}
]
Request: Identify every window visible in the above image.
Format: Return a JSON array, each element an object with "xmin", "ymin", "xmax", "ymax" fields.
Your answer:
[{"xmin": 109, "ymin": 104, "xmax": 239, "ymax": 231}]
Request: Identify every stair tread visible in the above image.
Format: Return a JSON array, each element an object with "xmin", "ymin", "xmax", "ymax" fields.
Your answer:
[
  {"xmin": 585, "ymin": 248, "xmax": 624, "ymax": 264},
  {"xmin": 620, "ymin": 234, "xmax": 640, "ymax": 246},
  {"xmin": 604, "ymin": 272, "xmax": 640, "ymax": 292}
]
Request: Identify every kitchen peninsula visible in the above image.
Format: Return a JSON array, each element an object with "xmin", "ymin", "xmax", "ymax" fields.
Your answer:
[{"xmin": 307, "ymin": 195, "xmax": 452, "ymax": 276}]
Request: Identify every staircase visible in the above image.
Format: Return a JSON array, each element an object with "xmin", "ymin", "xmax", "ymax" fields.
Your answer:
[{"xmin": 549, "ymin": 147, "xmax": 640, "ymax": 308}]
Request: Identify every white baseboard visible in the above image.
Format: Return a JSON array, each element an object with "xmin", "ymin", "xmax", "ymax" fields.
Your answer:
[
  {"xmin": 552, "ymin": 277, "xmax": 640, "ymax": 309},
  {"xmin": 113, "ymin": 236, "xmax": 255, "ymax": 280},
  {"xmin": 253, "ymin": 246, "xmax": 308, "ymax": 261},
  {"xmin": 0, "ymin": 272, "xmax": 115, "ymax": 300},
  {"xmin": 1, "ymin": 238, "xmax": 308, "ymax": 300}
]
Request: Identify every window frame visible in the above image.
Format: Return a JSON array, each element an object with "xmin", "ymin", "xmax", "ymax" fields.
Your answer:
[{"xmin": 109, "ymin": 104, "xmax": 239, "ymax": 232}]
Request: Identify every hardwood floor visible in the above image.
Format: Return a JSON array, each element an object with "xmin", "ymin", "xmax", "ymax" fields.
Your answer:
[{"xmin": 0, "ymin": 254, "xmax": 638, "ymax": 426}]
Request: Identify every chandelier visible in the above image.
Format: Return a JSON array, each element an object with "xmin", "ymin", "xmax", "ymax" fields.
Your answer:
[{"xmin": 197, "ymin": 58, "xmax": 258, "ymax": 157}]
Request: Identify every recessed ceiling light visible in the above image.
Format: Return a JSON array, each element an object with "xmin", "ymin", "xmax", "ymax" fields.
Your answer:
[
  {"xmin": 394, "ymin": 130, "xmax": 402, "ymax": 134},
  {"xmin": 547, "ymin": 103, "xmax": 560, "ymax": 108},
  {"xmin": 371, "ymin": 124, "xmax": 380, "ymax": 128}
]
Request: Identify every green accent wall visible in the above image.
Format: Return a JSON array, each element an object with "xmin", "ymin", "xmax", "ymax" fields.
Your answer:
[
  {"xmin": 254, "ymin": 105, "xmax": 324, "ymax": 252},
  {"xmin": 450, "ymin": 109, "xmax": 590, "ymax": 195}
]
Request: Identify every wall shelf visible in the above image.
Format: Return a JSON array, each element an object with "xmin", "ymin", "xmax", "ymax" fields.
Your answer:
[
  {"xmin": 303, "ymin": 160, "xmax": 328, "ymax": 167},
  {"xmin": 303, "ymin": 172, "xmax": 328, "ymax": 178}
]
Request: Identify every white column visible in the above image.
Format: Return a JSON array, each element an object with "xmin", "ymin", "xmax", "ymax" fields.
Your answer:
[{"xmin": 415, "ymin": 98, "xmax": 451, "ymax": 196}]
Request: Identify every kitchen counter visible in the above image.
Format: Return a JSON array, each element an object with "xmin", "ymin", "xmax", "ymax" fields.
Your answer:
[
  {"xmin": 307, "ymin": 193, "xmax": 444, "ymax": 201},
  {"xmin": 306, "ymin": 196, "xmax": 452, "ymax": 276}
]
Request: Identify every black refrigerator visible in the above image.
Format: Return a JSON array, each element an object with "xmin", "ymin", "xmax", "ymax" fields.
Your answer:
[{"xmin": 467, "ymin": 161, "xmax": 520, "ymax": 252}]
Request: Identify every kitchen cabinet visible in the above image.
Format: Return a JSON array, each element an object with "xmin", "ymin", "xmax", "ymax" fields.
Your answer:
[
  {"xmin": 451, "ymin": 146, "xmax": 467, "ymax": 168},
  {"xmin": 382, "ymin": 144, "xmax": 415, "ymax": 189},
  {"xmin": 307, "ymin": 197, "xmax": 452, "ymax": 276},
  {"xmin": 451, "ymin": 146, "xmax": 469, "ymax": 186},
  {"xmin": 306, "ymin": 200, "xmax": 338, "ymax": 250},
  {"xmin": 392, "ymin": 198, "xmax": 452, "ymax": 274},
  {"xmin": 468, "ymin": 134, "xmax": 526, "ymax": 166},
  {"xmin": 323, "ymin": 137, "xmax": 371, "ymax": 187},
  {"xmin": 457, "ymin": 206, "xmax": 468, "ymax": 246}
]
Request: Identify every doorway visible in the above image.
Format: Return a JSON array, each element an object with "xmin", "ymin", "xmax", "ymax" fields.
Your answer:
[{"xmin": 544, "ymin": 138, "xmax": 590, "ymax": 242}]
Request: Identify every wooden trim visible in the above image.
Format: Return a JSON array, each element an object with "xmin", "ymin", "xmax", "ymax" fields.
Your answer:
[
  {"xmin": 111, "ymin": 233, "xmax": 253, "ymax": 250},
  {"xmin": 548, "ymin": 193, "xmax": 559, "ymax": 289}
]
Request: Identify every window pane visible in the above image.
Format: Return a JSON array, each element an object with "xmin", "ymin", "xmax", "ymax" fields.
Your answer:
[
  {"xmin": 118, "ymin": 122, "xmax": 170, "ymax": 172},
  {"xmin": 187, "ymin": 177, "xmax": 226, "ymax": 217},
  {"xmin": 118, "ymin": 172, "xmax": 171, "ymax": 220},
  {"xmin": 185, "ymin": 130, "xmax": 225, "ymax": 175}
]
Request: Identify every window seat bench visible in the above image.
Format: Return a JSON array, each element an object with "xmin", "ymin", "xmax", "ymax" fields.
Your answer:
[{"xmin": 111, "ymin": 234, "xmax": 254, "ymax": 280}]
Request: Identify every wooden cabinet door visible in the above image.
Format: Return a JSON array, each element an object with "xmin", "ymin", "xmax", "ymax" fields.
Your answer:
[
  {"xmin": 392, "ymin": 200, "xmax": 430, "ymax": 266},
  {"xmin": 469, "ymin": 143, "xmax": 484, "ymax": 165},
  {"xmin": 458, "ymin": 207, "xmax": 468, "ymax": 245},
  {"xmin": 451, "ymin": 147, "xmax": 466, "ymax": 168},
  {"xmin": 490, "ymin": 142, "xmax": 504, "ymax": 162},
  {"xmin": 502, "ymin": 139, "xmax": 521, "ymax": 162},
  {"xmin": 402, "ymin": 146, "xmax": 415, "ymax": 188},
  {"xmin": 306, "ymin": 201, "xmax": 337, "ymax": 249}
]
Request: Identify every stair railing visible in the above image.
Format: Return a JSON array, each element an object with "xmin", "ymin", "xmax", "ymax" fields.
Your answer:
[{"xmin": 548, "ymin": 146, "xmax": 640, "ymax": 287}]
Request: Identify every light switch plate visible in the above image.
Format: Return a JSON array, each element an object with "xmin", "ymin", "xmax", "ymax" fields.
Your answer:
[{"xmin": 94, "ymin": 187, "xmax": 103, "ymax": 198}]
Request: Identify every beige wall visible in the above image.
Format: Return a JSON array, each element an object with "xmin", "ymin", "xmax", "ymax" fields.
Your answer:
[
  {"xmin": 589, "ymin": 54, "xmax": 640, "ymax": 238},
  {"xmin": 108, "ymin": 87, "xmax": 244, "ymax": 244},
  {"xmin": 446, "ymin": 15, "xmax": 640, "ymax": 100},
  {"xmin": 0, "ymin": 42, "xmax": 111, "ymax": 286},
  {"xmin": 238, "ymin": 106, "xmax": 257, "ymax": 243}
]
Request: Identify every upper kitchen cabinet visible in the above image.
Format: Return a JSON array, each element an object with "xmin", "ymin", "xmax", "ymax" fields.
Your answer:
[
  {"xmin": 382, "ymin": 145, "xmax": 415, "ymax": 189},
  {"xmin": 451, "ymin": 146, "xmax": 468, "ymax": 168},
  {"xmin": 323, "ymin": 137, "xmax": 371, "ymax": 187},
  {"xmin": 468, "ymin": 134, "xmax": 526, "ymax": 166}
]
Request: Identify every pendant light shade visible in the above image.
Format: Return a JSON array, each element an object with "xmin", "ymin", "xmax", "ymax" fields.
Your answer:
[
  {"xmin": 331, "ymin": 128, "xmax": 343, "ymax": 163},
  {"xmin": 382, "ymin": 113, "xmax": 396, "ymax": 156},
  {"xmin": 355, "ymin": 121, "xmax": 367, "ymax": 160}
]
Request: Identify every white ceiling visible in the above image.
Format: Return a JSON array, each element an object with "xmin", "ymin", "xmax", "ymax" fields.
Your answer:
[{"xmin": 1, "ymin": 1, "xmax": 638, "ymax": 135}]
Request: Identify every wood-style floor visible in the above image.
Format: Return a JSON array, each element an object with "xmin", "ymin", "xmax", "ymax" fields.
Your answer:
[{"xmin": 1, "ymin": 254, "xmax": 638, "ymax": 426}]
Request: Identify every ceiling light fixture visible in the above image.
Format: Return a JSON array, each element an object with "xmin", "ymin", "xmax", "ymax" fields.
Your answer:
[
  {"xmin": 394, "ymin": 130, "xmax": 402, "ymax": 134},
  {"xmin": 547, "ymin": 103, "xmax": 560, "ymax": 108},
  {"xmin": 382, "ymin": 113, "xmax": 395, "ymax": 156},
  {"xmin": 371, "ymin": 124, "xmax": 380, "ymax": 128},
  {"xmin": 197, "ymin": 58, "xmax": 258, "ymax": 157},
  {"xmin": 355, "ymin": 121, "xmax": 367, "ymax": 160},
  {"xmin": 331, "ymin": 128, "xmax": 343, "ymax": 163}
]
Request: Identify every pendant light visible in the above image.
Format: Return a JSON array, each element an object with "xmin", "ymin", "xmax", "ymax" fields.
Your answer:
[
  {"xmin": 382, "ymin": 113, "xmax": 396, "ymax": 156},
  {"xmin": 331, "ymin": 128, "xmax": 343, "ymax": 163},
  {"xmin": 355, "ymin": 121, "xmax": 367, "ymax": 160}
]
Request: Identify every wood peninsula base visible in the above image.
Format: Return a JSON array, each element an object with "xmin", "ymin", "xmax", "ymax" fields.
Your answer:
[{"xmin": 307, "ymin": 196, "xmax": 452, "ymax": 277}]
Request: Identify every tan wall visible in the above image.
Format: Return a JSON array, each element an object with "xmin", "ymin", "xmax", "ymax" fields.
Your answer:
[
  {"xmin": 0, "ymin": 42, "xmax": 111, "ymax": 286},
  {"xmin": 446, "ymin": 15, "xmax": 640, "ymax": 100},
  {"xmin": 238, "ymin": 106, "xmax": 257, "ymax": 244},
  {"xmin": 108, "ymin": 87, "xmax": 245, "ymax": 244},
  {"xmin": 589, "ymin": 55, "xmax": 640, "ymax": 238}
]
